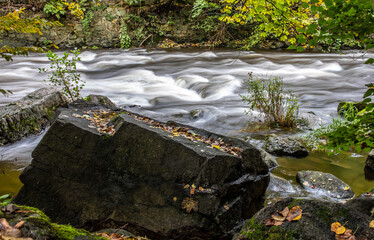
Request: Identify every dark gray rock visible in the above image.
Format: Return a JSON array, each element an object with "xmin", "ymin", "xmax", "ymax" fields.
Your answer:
[
  {"xmin": 296, "ymin": 170, "xmax": 354, "ymax": 199},
  {"xmin": 264, "ymin": 134, "xmax": 309, "ymax": 158},
  {"xmin": 0, "ymin": 88, "xmax": 68, "ymax": 145},
  {"xmin": 345, "ymin": 190, "xmax": 374, "ymax": 217},
  {"xmin": 259, "ymin": 149, "xmax": 278, "ymax": 170},
  {"xmin": 365, "ymin": 149, "xmax": 374, "ymax": 171},
  {"xmin": 190, "ymin": 109, "xmax": 203, "ymax": 119},
  {"xmin": 14, "ymin": 105, "xmax": 270, "ymax": 240},
  {"xmin": 85, "ymin": 94, "xmax": 118, "ymax": 110},
  {"xmin": 235, "ymin": 198, "xmax": 374, "ymax": 240}
]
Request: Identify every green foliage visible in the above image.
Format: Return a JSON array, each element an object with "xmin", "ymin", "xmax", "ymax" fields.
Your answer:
[
  {"xmin": 307, "ymin": 103, "xmax": 374, "ymax": 154},
  {"xmin": 119, "ymin": 23, "xmax": 132, "ymax": 49},
  {"xmin": 125, "ymin": 0, "xmax": 140, "ymax": 6},
  {"xmin": 39, "ymin": 49, "xmax": 85, "ymax": 101},
  {"xmin": 241, "ymin": 75, "xmax": 299, "ymax": 128},
  {"xmin": 44, "ymin": 0, "xmax": 67, "ymax": 19},
  {"xmin": 82, "ymin": 9, "xmax": 94, "ymax": 37},
  {"xmin": 0, "ymin": 194, "xmax": 11, "ymax": 206}
]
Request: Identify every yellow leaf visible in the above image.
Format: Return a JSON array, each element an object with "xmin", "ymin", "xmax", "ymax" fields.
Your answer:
[
  {"xmin": 369, "ymin": 220, "xmax": 374, "ymax": 229},
  {"xmin": 336, "ymin": 226, "xmax": 346, "ymax": 235},
  {"xmin": 331, "ymin": 222, "xmax": 341, "ymax": 232},
  {"xmin": 344, "ymin": 186, "xmax": 350, "ymax": 191}
]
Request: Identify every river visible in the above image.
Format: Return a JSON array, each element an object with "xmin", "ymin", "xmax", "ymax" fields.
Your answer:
[{"xmin": 1, "ymin": 48, "xmax": 373, "ymax": 201}]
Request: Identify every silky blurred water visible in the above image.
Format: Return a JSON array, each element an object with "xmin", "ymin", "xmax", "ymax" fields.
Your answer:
[{"xmin": 1, "ymin": 48, "xmax": 373, "ymax": 199}]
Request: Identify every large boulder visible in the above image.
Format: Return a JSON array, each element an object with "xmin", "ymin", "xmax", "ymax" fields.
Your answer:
[
  {"xmin": 296, "ymin": 170, "xmax": 354, "ymax": 199},
  {"xmin": 0, "ymin": 88, "xmax": 68, "ymax": 145},
  {"xmin": 235, "ymin": 198, "xmax": 374, "ymax": 240},
  {"xmin": 13, "ymin": 104, "xmax": 270, "ymax": 240},
  {"xmin": 264, "ymin": 134, "xmax": 309, "ymax": 158}
]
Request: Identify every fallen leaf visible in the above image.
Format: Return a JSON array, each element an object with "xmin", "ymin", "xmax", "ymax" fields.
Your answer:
[
  {"xmin": 331, "ymin": 222, "xmax": 342, "ymax": 232},
  {"xmin": 286, "ymin": 206, "xmax": 302, "ymax": 221},
  {"xmin": 181, "ymin": 197, "xmax": 198, "ymax": 213},
  {"xmin": 279, "ymin": 207, "xmax": 289, "ymax": 218},
  {"xmin": 344, "ymin": 186, "xmax": 350, "ymax": 191},
  {"xmin": 198, "ymin": 186, "xmax": 204, "ymax": 191},
  {"xmin": 370, "ymin": 220, "xmax": 374, "ymax": 229},
  {"xmin": 264, "ymin": 218, "xmax": 283, "ymax": 226},
  {"xmin": 224, "ymin": 202, "xmax": 230, "ymax": 210},
  {"xmin": 173, "ymin": 197, "xmax": 177, "ymax": 202}
]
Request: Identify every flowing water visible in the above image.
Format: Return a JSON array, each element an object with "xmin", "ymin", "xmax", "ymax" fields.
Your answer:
[{"xmin": 1, "ymin": 48, "xmax": 373, "ymax": 200}]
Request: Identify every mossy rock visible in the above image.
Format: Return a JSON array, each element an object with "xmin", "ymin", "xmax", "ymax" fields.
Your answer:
[
  {"xmin": 0, "ymin": 203, "xmax": 101, "ymax": 240},
  {"xmin": 235, "ymin": 198, "xmax": 374, "ymax": 240}
]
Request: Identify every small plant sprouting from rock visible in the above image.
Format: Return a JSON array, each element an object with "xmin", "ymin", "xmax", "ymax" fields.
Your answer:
[
  {"xmin": 39, "ymin": 49, "xmax": 85, "ymax": 102},
  {"xmin": 241, "ymin": 74, "xmax": 299, "ymax": 128}
]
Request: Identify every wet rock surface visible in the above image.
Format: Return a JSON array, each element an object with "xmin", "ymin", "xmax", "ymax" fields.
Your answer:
[
  {"xmin": 365, "ymin": 149, "xmax": 374, "ymax": 171},
  {"xmin": 267, "ymin": 174, "xmax": 295, "ymax": 194},
  {"xmin": 264, "ymin": 134, "xmax": 309, "ymax": 158},
  {"xmin": 345, "ymin": 189, "xmax": 374, "ymax": 217},
  {"xmin": 296, "ymin": 111, "xmax": 323, "ymax": 130},
  {"xmin": 0, "ymin": 88, "xmax": 68, "ymax": 145},
  {"xmin": 296, "ymin": 170, "xmax": 355, "ymax": 199},
  {"xmin": 259, "ymin": 149, "xmax": 278, "ymax": 171},
  {"xmin": 235, "ymin": 198, "xmax": 374, "ymax": 240},
  {"xmin": 14, "ymin": 103, "xmax": 270, "ymax": 240}
]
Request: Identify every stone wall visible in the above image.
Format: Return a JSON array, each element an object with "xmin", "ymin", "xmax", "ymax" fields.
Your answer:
[{"xmin": 0, "ymin": 6, "xmax": 127, "ymax": 49}]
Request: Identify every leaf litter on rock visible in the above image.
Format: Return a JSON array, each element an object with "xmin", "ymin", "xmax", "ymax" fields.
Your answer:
[
  {"xmin": 129, "ymin": 113, "xmax": 243, "ymax": 157},
  {"xmin": 72, "ymin": 109, "xmax": 117, "ymax": 135},
  {"xmin": 264, "ymin": 206, "xmax": 302, "ymax": 227},
  {"xmin": 331, "ymin": 222, "xmax": 356, "ymax": 240}
]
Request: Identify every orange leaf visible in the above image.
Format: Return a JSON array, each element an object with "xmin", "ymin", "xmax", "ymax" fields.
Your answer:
[
  {"xmin": 331, "ymin": 222, "xmax": 342, "ymax": 232},
  {"xmin": 286, "ymin": 206, "xmax": 302, "ymax": 221},
  {"xmin": 335, "ymin": 226, "xmax": 346, "ymax": 235}
]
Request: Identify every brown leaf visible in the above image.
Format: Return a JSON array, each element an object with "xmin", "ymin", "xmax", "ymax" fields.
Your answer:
[
  {"xmin": 181, "ymin": 197, "xmax": 198, "ymax": 213},
  {"xmin": 0, "ymin": 218, "xmax": 11, "ymax": 230},
  {"xmin": 14, "ymin": 221, "xmax": 24, "ymax": 229},
  {"xmin": 279, "ymin": 207, "xmax": 290, "ymax": 218},
  {"xmin": 264, "ymin": 218, "xmax": 275, "ymax": 226},
  {"xmin": 264, "ymin": 218, "xmax": 283, "ymax": 226},
  {"xmin": 286, "ymin": 206, "xmax": 302, "ymax": 221}
]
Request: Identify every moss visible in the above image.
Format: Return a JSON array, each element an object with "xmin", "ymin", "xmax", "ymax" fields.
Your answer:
[
  {"xmin": 287, "ymin": 199, "xmax": 304, "ymax": 209},
  {"xmin": 52, "ymin": 223, "xmax": 94, "ymax": 240},
  {"xmin": 239, "ymin": 218, "xmax": 294, "ymax": 240},
  {"xmin": 12, "ymin": 204, "xmax": 102, "ymax": 240}
]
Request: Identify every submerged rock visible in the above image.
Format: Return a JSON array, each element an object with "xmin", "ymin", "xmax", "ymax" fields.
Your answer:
[
  {"xmin": 296, "ymin": 170, "xmax": 354, "ymax": 199},
  {"xmin": 235, "ymin": 198, "xmax": 374, "ymax": 240},
  {"xmin": 264, "ymin": 134, "xmax": 309, "ymax": 158},
  {"xmin": 0, "ymin": 87, "xmax": 68, "ymax": 145},
  {"xmin": 14, "ymin": 104, "xmax": 270, "ymax": 240}
]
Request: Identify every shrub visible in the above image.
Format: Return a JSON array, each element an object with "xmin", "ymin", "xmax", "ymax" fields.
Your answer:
[
  {"xmin": 241, "ymin": 75, "xmax": 299, "ymax": 128},
  {"xmin": 39, "ymin": 49, "xmax": 84, "ymax": 102},
  {"xmin": 307, "ymin": 103, "xmax": 374, "ymax": 154}
]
